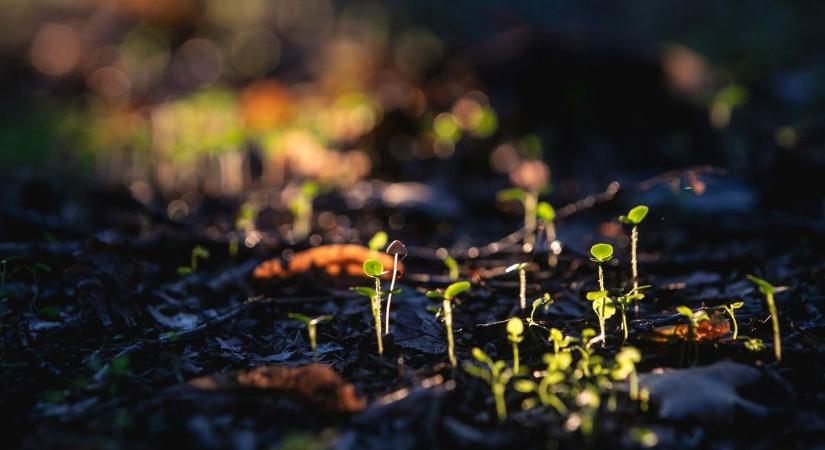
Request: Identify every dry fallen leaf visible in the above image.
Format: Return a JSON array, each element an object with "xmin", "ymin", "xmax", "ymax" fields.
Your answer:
[
  {"xmin": 188, "ymin": 364, "xmax": 365, "ymax": 413},
  {"xmin": 253, "ymin": 244, "xmax": 403, "ymax": 280},
  {"xmin": 649, "ymin": 312, "xmax": 731, "ymax": 342},
  {"xmin": 639, "ymin": 361, "xmax": 767, "ymax": 422}
]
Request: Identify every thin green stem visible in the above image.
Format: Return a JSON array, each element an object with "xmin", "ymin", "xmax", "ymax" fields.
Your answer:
[
  {"xmin": 512, "ymin": 342, "xmax": 519, "ymax": 374},
  {"xmin": 524, "ymin": 191, "xmax": 538, "ymax": 247},
  {"xmin": 373, "ymin": 277, "xmax": 383, "ymax": 355},
  {"xmin": 308, "ymin": 322, "xmax": 318, "ymax": 353},
  {"xmin": 621, "ymin": 306, "xmax": 628, "ymax": 346},
  {"xmin": 443, "ymin": 299, "xmax": 456, "ymax": 367},
  {"xmin": 518, "ymin": 269, "xmax": 526, "ymax": 310},
  {"xmin": 631, "ymin": 225, "xmax": 639, "ymax": 293},
  {"xmin": 766, "ymin": 291, "xmax": 781, "ymax": 362},
  {"xmin": 385, "ymin": 254, "xmax": 399, "ymax": 335},
  {"xmin": 493, "ymin": 384, "xmax": 506, "ymax": 421}
]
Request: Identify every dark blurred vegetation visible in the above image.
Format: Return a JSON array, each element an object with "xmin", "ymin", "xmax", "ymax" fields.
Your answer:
[{"xmin": 1, "ymin": 0, "xmax": 825, "ymax": 215}]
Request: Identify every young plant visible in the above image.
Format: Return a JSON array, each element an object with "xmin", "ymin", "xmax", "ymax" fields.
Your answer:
[
  {"xmin": 383, "ymin": 240, "xmax": 407, "ymax": 335},
  {"xmin": 426, "ymin": 281, "xmax": 471, "ymax": 367},
  {"xmin": 613, "ymin": 286, "xmax": 648, "ymax": 345},
  {"xmin": 618, "ymin": 205, "xmax": 649, "ymax": 296},
  {"xmin": 506, "ymin": 317, "xmax": 524, "ymax": 374},
  {"xmin": 505, "ymin": 262, "xmax": 528, "ymax": 309},
  {"xmin": 367, "ymin": 231, "xmax": 388, "ymax": 252},
  {"xmin": 586, "ymin": 290, "xmax": 616, "ymax": 347},
  {"xmin": 537, "ymin": 201, "xmax": 560, "ymax": 266},
  {"xmin": 588, "ymin": 243, "xmax": 615, "ymax": 346},
  {"xmin": 548, "ymin": 328, "xmax": 574, "ymax": 354},
  {"xmin": 528, "ymin": 293, "xmax": 553, "ymax": 328},
  {"xmin": 513, "ymin": 352, "xmax": 571, "ymax": 414},
  {"xmin": 288, "ymin": 313, "xmax": 333, "ymax": 354},
  {"xmin": 464, "ymin": 347, "xmax": 514, "ymax": 421},
  {"xmin": 289, "ymin": 181, "xmax": 320, "ymax": 241},
  {"xmin": 442, "ymin": 251, "xmax": 460, "ymax": 281},
  {"xmin": 746, "ymin": 275, "xmax": 784, "ymax": 362},
  {"xmin": 177, "ymin": 245, "xmax": 210, "ymax": 275},
  {"xmin": 352, "ymin": 259, "xmax": 386, "ymax": 355},
  {"xmin": 676, "ymin": 306, "xmax": 710, "ymax": 365},
  {"xmin": 611, "ymin": 346, "xmax": 641, "ymax": 401},
  {"xmin": 720, "ymin": 301, "xmax": 744, "ymax": 340}
]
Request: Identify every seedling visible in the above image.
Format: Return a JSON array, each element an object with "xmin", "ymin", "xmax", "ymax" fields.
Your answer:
[
  {"xmin": 288, "ymin": 313, "xmax": 333, "ymax": 354},
  {"xmin": 528, "ymin": 293, "xmax": 553, "ymax": 327},
  {"xmin": 537, "ymin": 201, "xmax": 560, "ymax": 266},
  {"xmin": 351, "ymin": 259, "xmax": 386, "ymax": 355},
  {"xmin": 383, "ymin": 239, "xmax": 407, "ymax": 335},
  {"xmin": 676, "ymin": 306, "xmax": 710, "ymax": 365},
  {"xmin": 618, "ymin": 205, "xmax": 649, "ymax": 296},
  {"xmin": 586, "ymin": 290, "xmax": 616, "ymax": 346},
  {"xmin": 441, "ymin": 251, "xmax": 460, "ymax": 281},
  {"xmin": 588, "ymin": 243, "xmax": 615, "ymax": 346},
  {"xmin": 548, "ymin": 328, "xmax": 574, "ymax": 354},
  {"xmin": 289, "ymin": 181, "xmax": 320, "ymax": 241},
  {"xmin": 497, "ymin": 187, "xmax": 538, "ymax": 250},
  {"xmin": 514, "ymin": 352, "xmax": 571, "ymax": 414},
  {"xmin": 177, "ymin": 245, "xmax": 210, "ymax": 275},
  {"xmin": 505, "ymin": 262, "xmax": 528, "ymax": 309},
  {"xmin": 613, "ymin": 286, "xmax": 648, "ymax": 345},
  {"xmin": 506, "ymin": 317, "xmax": 524, "ymax": 373},
  {"xmin": 464, "ymin": 347, "xmax": 514, "ymax": 421},
  {"xmin": 426, "ymin": 280, "xmax": 471, "ymax": 367},
  {"xmin": 746, "ymin": 275, "xmax": 784, "ymax": 362},
  {"xmin": 744, "ymin": 337, "xmax": 765, "ymax": 352},
  {"xmin": 720, "ymin": 301, "xmax": 744, "ymax": 340},
  {"xmin": 367, "ymin": 231, "xmax": 388, "ymax": 252},
  {"xmin": 611, "ymin": 346, "xmax": 641, "ymax": 401}
]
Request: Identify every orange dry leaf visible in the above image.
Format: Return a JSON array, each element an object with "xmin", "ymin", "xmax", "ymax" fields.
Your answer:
[
  {"xmin": 253, "ymin": 244, "xmax": 403, "ymax": 280},
  {"xmin": 188, "ymin": 364, "xmax": 365, "ymax": 413},
  {"xmin": 650, "ymin": 313, "xmax": 731, "ymax": 342}
]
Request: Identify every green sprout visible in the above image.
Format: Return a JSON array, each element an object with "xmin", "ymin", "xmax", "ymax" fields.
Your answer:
[
  {"xmin": 744, "ymin": 337, "xmax": 765, "ymax": 352},
  {"xmin": 720, "ymin": 301, "xmax": 744, "ymax": 340},
  {"xmin": 497, "ymin": 188, "xmax": 539, "ymax": 250},
  {"xmin": 351, "ymin": 259, "xmax": 387, "ymax": 355},
  {"xmin": 588, "ymin": 243, "xmax": 615, "ymax": 345},
  {"xmin": 528, "ymin": 293, "xmax": 553, "ymax": 327},
  {"xmin": 506, "ymin": 317, "xmax": 525, "ymax": 374},
  {"xmin": 177, "ymin": 245, "xmax": 210, "ymax": 275},
  {"xmin": 465, "ymin": 347, "xmax": 514, "ymax": 421},
  {"xmin": 618, "ymin": 205, "xmax": 649, "ymax": 296},
  {"xmin": 746, "ymin": 275, "xmax": 784, "ymax": 362},
  {"xmin": 613, "ymin": 287, "xmax": 647, "ymax": 345},
  {"xmin": 440, "ymin": 249, "xmax": 460, "ymax": 281},
  {"xmin": 505, "ymin": 262, "xmax": 528, "ymax": 309},
  {"xmin": 676, "ymin": 306, "xmax": 710, "ymax": 365},
  {"xmin": 426, "ymin": 280, "xmax": 471, "ymax": 367},
  {"xmin": 367, "ymin": 231, "xmax": 388, "ymax": 252},
  {"xmin": 586, "ymin": 290, "xmax": 616, "ymax": 347},
  {"xmin": 537, "ymin": 201, "xmax": 559, "ymax": 266},
  {"xmin": 611, "ymin": 347, "xmax": 641, "ymax": 401},
  {"xmin": 288, "ymin": 313, "xmax": 333, "ymax": 354},
  {"xmin": 548, "ymin": 328, "xmax": 574, "ymax": 354},
  {"xmin": 383, "ymin": 240, "xmax": 407, "ymax": 335},
  {"xmin": 513, "ymin": 352, "xmax": 571, "ymax": 414},
  {"xmin": 289, "ymin": 181, "xmax": 320, "ymax": 241}
]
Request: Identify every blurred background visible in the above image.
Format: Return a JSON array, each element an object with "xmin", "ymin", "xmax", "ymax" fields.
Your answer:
[{"xmin": 2, "ymin": 0, "xmax": 825, "ymax": 232}]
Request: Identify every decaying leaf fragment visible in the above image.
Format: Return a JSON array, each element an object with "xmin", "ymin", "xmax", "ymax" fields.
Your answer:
[
  {"xmin": 253, "ymin": 244, "xmax": 403, "ymax": 280},
  {"xmin": 649, "ymin": 311, "xmax": 731, "ymax": 342},
  {"xmin": 188, "ymin": 364, "xmax": 365, "ymax": 413}
]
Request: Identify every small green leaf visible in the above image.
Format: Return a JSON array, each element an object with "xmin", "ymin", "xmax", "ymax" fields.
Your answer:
[
  {"xmin": 471, "ymin": 347, "xmax": 491, "ymax": 364},
  {"xmin": 730, "ymin": 301, "xmax": 744, "ymax": 309},
  {"xmin": 586, "ymin": 290, "xmax": 607, "ymax": 301},
  {"xmin": 442, "ymin": 255, "xmax": 459, "ymax": 281},
  {"xmin": 676, "ymin": 306, "xmax": 693, "ymax": 318},
  {"xmin": 513, "ymin": 380, "xmax": 537, "ymax": 393},
  {"xmin": 351, "ymin": 287, "xmax": 376, "ymax": 297},
  {"xmin": 746, "ymin": 274, "xmax": 775, "ymax": 295},
  {"xmin": 592, "ymin": 297, "xmax": 616, "ymax": 319},
  {"xmin": 288, "ymin": 313, "xmax": 312, "ymax": 323},
  {"xmin": 497, "ymin": 187, "xmax": 527, "ymax": 203},
  {"xmin": 444, "ymin": 281, "xmax": 471, "ymax": 300},
  {"xmin": 363, "ymin": 259, "xmax": 384, "ymax": 278},
  {"xmin": 590, "ymin": 243, "xmax": 614, "ymax": 262},
  {"xmin": 536, "ymin": 201, "xmax": 556, "ymax": 222},
  {"xmin": 506, "ymin": 317, "xmax": 524, "ymax": 339},
  {"xmin": 300, "ymin": 181, "xmax": 320, "ymax": 198},
  {"xmin": 177, "ymin": 266, "xmax": 192, "ymax": 276},
  {"xmin": 368, "ymin": 231, "xmax": 388, "ymax": 251},
  {"xmin": 621, "ymin": 205, "xmax": 649, "ymax": 225},
  {"xmin": 425, "ymin": 290, "xmax": 444, "ymax": 299}
]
